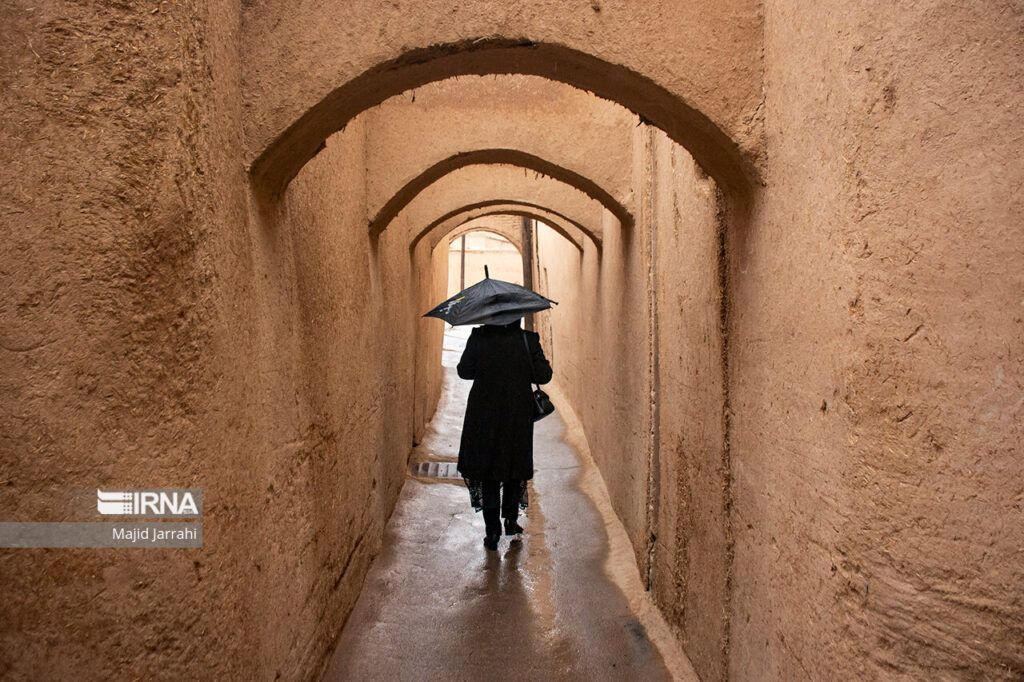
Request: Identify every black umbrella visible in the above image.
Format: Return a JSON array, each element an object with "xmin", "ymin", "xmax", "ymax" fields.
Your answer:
[{"xmin": 423, "ymin": 266, "xmax": 557, "ymax": 326}]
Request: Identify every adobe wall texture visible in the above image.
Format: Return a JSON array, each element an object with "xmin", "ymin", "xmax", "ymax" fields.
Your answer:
[
  {"xmin": 0, "ymin": 2, "xmax": 420, "ymax": 680},
  {"xmin": 649, "ymin": 130, "xmax": 731, "ymax": 682},
  {"xmin": 361, "ymin": 75, "xmax": 637, "ymax": 226},
  {"xmin": 414, "ymin": 234, "xmax": 450, "ymax": 445},
  {"xmin": 0, "ymin": 0, "xmax": 263, "ymax": 679},
  {"xmin": 2, "ymin": 1, "xmax": 1022, "ymax": 680},
  {"xmin": 239, "ymin": 0, "xmax": 764, "ymax": 196},
  {"xmin": 545, "ymin": 204, "xmax": 652, "ymax": 568},
  {"xmin": 260, "ymin": 115, "xmax": 416, "ymax": 678},
  {"xmin": 537, "ymin": 126, "xmax": 731, "ymax": 681},
  {"xmin": 728, "ymin": 1, "xmax": 1024, "ymax": 679}
]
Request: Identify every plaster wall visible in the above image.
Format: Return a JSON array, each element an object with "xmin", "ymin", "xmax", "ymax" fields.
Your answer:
[
  {"xmin": 256, "ymin": 118, "xmax": 415, "ymax": 679},
  {"xmin": 239, "ymin": 0, "xmax": 765, "ymax": 193},
  {"xmin": 727, "ymin": 1, "xmax": 1024, "ymax": 679},
  {"xmin": 0, "ymin": 0, "xmax": 265, "ymax": 679},
  {"xmin": 362, "ymin": 76, "xmax": 637, "ymax": 223},
  {"xmin": 412, "ymin": 215, "xmax": 461, "ymax": 446},
  {"xmin": 649, "ymin": 131, "xmax": 731, "ymax": 682},
  {"xmin": 1, "ymin": 3, "xmax": 423, "ymax": 679},
  {"xmin": 537, "ymin": 127, "xmax": 730, "ymax": 681},
  {"xmin": 535, "ymin": 127, "xmax": 652, "ymax": 576}
]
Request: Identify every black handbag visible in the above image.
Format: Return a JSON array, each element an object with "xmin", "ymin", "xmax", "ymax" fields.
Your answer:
[{"xmin": 522, "ymin": 332, "xmax": 555, "ymax": 422}]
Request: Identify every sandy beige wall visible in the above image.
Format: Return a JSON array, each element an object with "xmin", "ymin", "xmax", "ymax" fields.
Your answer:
[
  {"xmin": 258, "ymin": 117, "xmax": 415, "ymax": 679},
  {"xmin": 413, "ymin": 230, "xmax": 450, "ymax": 444},
  {"xmin": 649, "ymin": 130, "xmax": 730, "ymax": 681},
  {"xmin": 0, "ymin": 0, "xmax": 264, "ymax": 678},
  {"xmin": 728, "ymin": 1, "xmax": 1024, "ymax": 679},
  {"xmin": 537, "ymin": 127, "xmax": 731, "ymax": 681},
  {"xmin": 0, "ymin": 3, "xmax": 423, "ymax": 679},
  {"xmin": 543, "ymin": 203, "xmax": 652, "ymax": 566}
]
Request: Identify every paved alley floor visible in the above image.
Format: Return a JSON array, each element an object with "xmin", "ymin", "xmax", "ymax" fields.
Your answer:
[{"xmin": 322, "ymin": 327, "xmax": 672, "ymax": 681}]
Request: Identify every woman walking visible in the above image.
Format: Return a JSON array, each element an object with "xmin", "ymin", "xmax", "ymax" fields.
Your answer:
[{"xmin": 457, "ymin": 319, "xmax": 552, "ymax": 551}]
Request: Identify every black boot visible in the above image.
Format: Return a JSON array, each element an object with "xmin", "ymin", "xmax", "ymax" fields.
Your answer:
[
  {"xmin": 483, "ymin": 507, "xmax": 501, "ymax": 550},
  {"xmin": 504, "ymin": 517, "xmax": 524, "ymax": 536}
]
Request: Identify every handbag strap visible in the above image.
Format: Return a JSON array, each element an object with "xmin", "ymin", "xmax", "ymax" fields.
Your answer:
[{"xmin": 521, "ymin": 331, "xmax": 539, "ymax": 389}]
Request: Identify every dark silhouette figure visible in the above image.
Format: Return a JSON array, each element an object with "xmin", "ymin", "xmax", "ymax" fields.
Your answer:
[{"xmin": 457, "ymin": 319, "xmax": 553, "ymax": 550}]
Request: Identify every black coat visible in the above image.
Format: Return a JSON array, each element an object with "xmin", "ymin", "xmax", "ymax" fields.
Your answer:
[{"xmin": 457, "ymin": 322, "xmax": 553, "ymax": 482}]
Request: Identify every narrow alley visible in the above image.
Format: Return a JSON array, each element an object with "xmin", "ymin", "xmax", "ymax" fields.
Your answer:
[
  {"xmin": 2, "ymin": 2, "xmax": 1022, "ymax": 681},
  {"xmin": 323, "ymin": 327, "xmax": 687, "ymax": 681}
]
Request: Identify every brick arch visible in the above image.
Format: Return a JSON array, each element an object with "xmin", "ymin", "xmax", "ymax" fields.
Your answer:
[
  {"xmin": 371, "ymin": 149, "xmax": 629, "ymax": 239},
  {"xmin": 249, "ymin": 39, "xmax": 759, "ymax": 201}
]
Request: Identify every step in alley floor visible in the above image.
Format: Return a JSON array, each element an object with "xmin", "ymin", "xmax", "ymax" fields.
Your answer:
[{"xmin": 321, "ymin": 327, "xmax": 676, "ymax": 681}]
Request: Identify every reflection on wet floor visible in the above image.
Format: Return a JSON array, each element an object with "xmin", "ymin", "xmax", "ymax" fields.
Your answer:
[{"xmin": 322, "ymin": 328, "xmax": 671, "ymax": 681}]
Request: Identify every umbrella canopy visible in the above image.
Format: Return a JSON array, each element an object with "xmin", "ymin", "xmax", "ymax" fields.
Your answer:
[{"xmin": 424, "ymin": 269, "xmax": 557, "ymax": 326}]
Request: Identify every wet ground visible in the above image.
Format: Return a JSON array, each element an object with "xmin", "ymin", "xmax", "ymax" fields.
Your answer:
[{"xmin": 322, "ymin": 327, "xmax": 673, "ymax": 681}]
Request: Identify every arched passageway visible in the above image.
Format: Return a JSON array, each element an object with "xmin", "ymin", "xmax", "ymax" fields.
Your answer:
[
  {"xmin": 394, "ymin": 164, "xmax": 615, "ymax": 248},
  {"xmin": 246, "ymin": 36, "xmax": 763, "ymax": 198},
  {"xmin": 267, "ymin": 69, "xmax": 738, "ymax": 677},
  {"xmin": 442, "ymin": 225, "xmax": 526, "ymax": 291},
  {"xmin": 368, "ymin": 148, "xmax": 632, "ymax": 237},
  {"xmin": 418, "ymin": 201, "xmax": 592, "ymax": 253},
  {"xmin": 3, "ymin": 4, "xmax": 1022, "ymax": 682},
  {"xmin": 433, "ymin": 210, "xmax": 586, "ymax": 253},
  {"xmin": 357, "ymin": 74, "xmax": 638, "ymax": 225},
  {"xmin": 248, "ymin": 66, "xmax": 736, "ymax": 679},
  {"xmin": 445, "ymin": 223, "xmax": 525, "ymax": 255}
]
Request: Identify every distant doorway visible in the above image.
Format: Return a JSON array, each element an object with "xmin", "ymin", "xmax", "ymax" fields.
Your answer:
[{"xmin": 447, "ymin": 230, "xmax": 523, "ymax": 297}]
